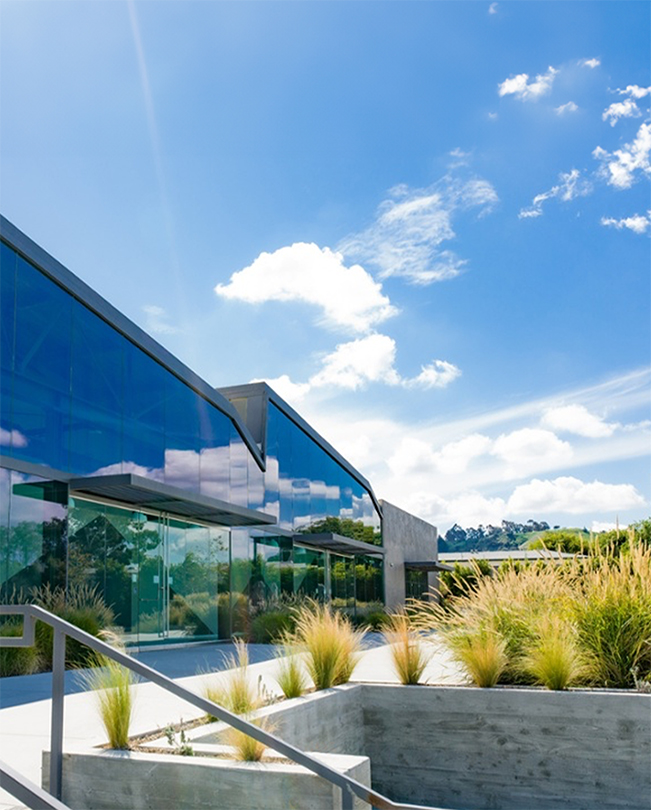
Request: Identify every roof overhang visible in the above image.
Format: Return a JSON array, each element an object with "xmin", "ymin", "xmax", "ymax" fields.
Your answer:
[
  {"xmin": 404, "ymin": 560, "xmax": 453, "ymax": 572},
  {"xmin": 294, "ymin": 532, "xmax": 385, "ymax": 557},
  {"xmin": 67, "ymin": 473, "xmax": 276, "ymax": 528}
]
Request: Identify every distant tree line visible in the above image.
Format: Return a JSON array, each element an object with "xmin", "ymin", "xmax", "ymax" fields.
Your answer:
[{"xmin": 439, "ymin": 519, "xmax": 550, "ymax": 553}]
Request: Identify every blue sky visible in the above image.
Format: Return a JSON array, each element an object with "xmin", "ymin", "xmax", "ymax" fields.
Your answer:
[{"xmin": 1, "ymin": 1, "xmax": 649, "ymax": 532}]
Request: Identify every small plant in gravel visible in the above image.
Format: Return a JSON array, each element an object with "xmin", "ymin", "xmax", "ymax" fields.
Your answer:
[
  {"xmin": 81, "ymin": 630, "xmax": 135, "ymax": 749},
  {"xmin": 381, "ymin": 611, "xmax": 432, "ymax": 685},
  {"xmin": 164, "ymin": 722, "xmax": 194, "ymax": 756}
]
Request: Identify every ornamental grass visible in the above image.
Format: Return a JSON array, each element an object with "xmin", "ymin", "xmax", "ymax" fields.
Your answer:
[
  {"xmin": 80, "ymin": 630, "xmax": 135, "ymax": 749},
  {"xmin": 412, "ymin": 541, "xmax": 651, "ymax": 690},
  {"xmin": 381, "ymin": 611, "xmax": 432, "ymax": 685},
  {"xmin": 274, "ymin": 642, "xmax": 309, "ymax": 699},
  {"xmin": 289, "ymin": 600, "xmax": 366, "ymax": 690}
]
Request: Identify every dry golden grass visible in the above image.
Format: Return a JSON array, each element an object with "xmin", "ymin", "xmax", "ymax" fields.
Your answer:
[
  {"xmin": 381, "ymin": 612, "xmax": 432, "ymax": 685},
  {"xmin": 289, "ymin": 600, "xmax": 366, "ymax": 690}
]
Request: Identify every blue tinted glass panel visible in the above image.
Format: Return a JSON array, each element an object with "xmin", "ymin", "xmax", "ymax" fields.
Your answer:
[
  {"xmin": 199, "ymin": 406, "xmax": 232, "ymax": 501},
  {"xmin": 69, "ymin": 300, "xmax": 124, "ymax": 475},
  {"xmin": 165, "ymin": 376, "xmax": 200, "ymax": 491},
  {"xmin": 0, "ymin": 244, "xmax": 16, "ymax": 453},
  {"xmin": 12, "ymin": 258, "xmax": 72, "ymax": 469},
  {"xmin": 123, "ymin": 344, "xmax": 166, "ymax": 477}
]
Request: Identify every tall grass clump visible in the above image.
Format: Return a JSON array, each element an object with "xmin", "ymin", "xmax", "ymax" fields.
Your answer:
[
  {"xmin": 290, "ymin": 600, "xmax": 366, "ymax": 690},
  {"xmin": 274, "ymin": 641, "xmax": 308, "ymax": 699},
  {"xmin": 523, "ymin": 615, "xmax": 586, "ymax": 690},
  {"xmin": 381, "ymin": 611, "xmax": 432, "ymax": 685},
  {"xmin": 203, "ymin": 639, "xmax": 274, "ymax": 761},
  {"xmin": 413, "ymin": 541, "xmax": 651, "ymax": 690},
  {"xmin": 80, "ymin": 630, "xmax": 135, "ymax": 749},
  {"xmin": 572, "ymin": 543, "xmax": 651, "ymax": 688}
]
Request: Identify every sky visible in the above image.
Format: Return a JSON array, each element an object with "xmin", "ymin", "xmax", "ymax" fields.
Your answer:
[{"xmin": 1, "ymin": 0, "xmax": 649, "ymax": 534}]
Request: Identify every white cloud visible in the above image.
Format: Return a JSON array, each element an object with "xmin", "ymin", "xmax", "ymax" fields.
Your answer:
[
  {"xmin": 0, "ymin": 426, "xmax": 28, "ymax": 448},
  {"xmin": 601, "ymin": 212, "xmax": 651, "ymax": 234},
  {"xmin": 507, "ymin": 476, "xmax": 645, "ymax": 515},
  {"xmin": 265, "ymin": 336, "xmax": 461, "ymax": 403},
  {"xmin": 519, "ymin": 169, "xmax": 592, "ymax": 219},
  {"xmin": 602, "ymin": 98, "xmax": 642, "ymax": 127},
  {"xmin": 498, "ymin": 66, "xmax": 558, "ymax": 101},
  {"xmin": 617, "ymin": 85, "xmax": 651, "ymax": 100},
  {"xmin": 488, "ymin": 3, "xmax": 498, "ymax": 14},
  {"xmin": 591, "ymin": 520, "xmax": 623, "ymax": 533},
  {"xmin": 215, "ymin": 242, "xmax": 397, "ymax": 334},
  {"xmin": 593, "ymin": 122, "xmax": 651, "ymax": 189},
  {"xmin": 434, "ymin": 434, "xmax": 492, "ymax": 475},
  {"xmin": 339, "ymin": 175, "xmax": 498, "ymax": 285},
  {"xmin": 491, "ymin": 428, "xmax": 573, "ymax": 472},
  {"xmin": 142, "ymin": 304, "xmax": 180, "ymax": 335},
  {"xmin": 406, "ymin": 360, "xmax": 462, "ymax": 389},
  {"xmin": 555, "ymin": 101, "xmax": 578, "ymax": 115},
  {"xmin": 541, "ymin": 404, "xmax": 617, "ymax": 438},
  {"xmin": 309, "ymin": 334, "xmax": 401, "ymax": 390},
  {"xmin": 580, "ymin": 58, "xmax": 600, "ymax": 69}
]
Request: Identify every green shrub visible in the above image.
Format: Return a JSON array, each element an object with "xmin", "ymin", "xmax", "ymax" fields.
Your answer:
[
  {"xmin": 0, "ymin": 621, "xmax": 42, "ymax": 676},
  {"xmin": 249, "ymin": 611, "xmax": 294, "ymax": 643}
]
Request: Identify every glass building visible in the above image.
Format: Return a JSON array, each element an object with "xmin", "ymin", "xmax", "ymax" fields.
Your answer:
[{"xmin": 0, "ymin": 216, "xmax": 385, "ymax": 646}]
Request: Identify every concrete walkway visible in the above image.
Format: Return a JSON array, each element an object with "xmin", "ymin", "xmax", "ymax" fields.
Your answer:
[{"xmin": 0, "ymin": 638, "xmax": 465, "ymax": 810}]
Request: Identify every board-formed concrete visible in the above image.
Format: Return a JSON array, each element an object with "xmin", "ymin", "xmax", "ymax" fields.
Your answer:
[
  {"xmin": 380, "ymin": 499, "xmax": 438, "ymax": 608},
  {"xmin": 43, "ymin": 748, "xmax": 371, "ymax": 810}
]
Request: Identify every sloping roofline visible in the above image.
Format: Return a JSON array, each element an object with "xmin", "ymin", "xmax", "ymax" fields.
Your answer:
[
  {"xmin": 0, "ymin": 215, "xmax": 265, "ymax": 471},
  {"xmin": 218, "ymin": 381, "xmax": 382, "ymax": 518}
]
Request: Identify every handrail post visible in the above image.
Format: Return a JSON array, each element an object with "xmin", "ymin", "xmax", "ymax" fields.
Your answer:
[
  {"xmin": 50, "ymin": 624, "xmax": 66, "ymax": 800},
  {"xmin": 341, "ymin": 783, "xmax": 354, "ymax": 810}
]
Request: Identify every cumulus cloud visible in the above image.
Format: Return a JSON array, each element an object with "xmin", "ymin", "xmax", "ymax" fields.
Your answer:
[
  {"xmin": 143, "ymin": 305, "xmax": 180, "ymax": 335},
  {"xmin": 555, "ymin": 101, "xmax": 578, "ymax": 115},
  {"xmin": 580, "ymin": 58, "xmax": 601, "ymax": 69},
  {"xmin": 215, "ymin": 243, "xmax": 396, "ymax": 334},
  {"xmin": 406, "ymin": 360, "xmax": 462, "ymax": 389},
  {"xmin": 498, "ymin": 66, "xmax": 558, "ymax": 101},
  {"xmin": 602, "ymin": 99, "xmax": 642, "ymax": 127},
  {"xmin": 617, "ymin": 85, "xmax": 651, "ymax": 100},
  {"xmin": 601, "ymin": 211, "xmax": 651, "ymax": 234},
  {"xmin": 541, "ymin": 404, "xmax": 617, "ymax": 438},
  {"xmin": 309, "ymin": 334, "xmax": 401, "ymax": 390},
  {"xmin": 339, "ymin": 175, "xmax": 498, "ymax": 285},
  {"xmin": 491, "ymin": 428, "xmax": 573, "ymax": 472},
  {"xmin": 593, "ymin": 122, "xmax": 651, "ymax": 189},
  {"xmin": 519, "ymin": 169, "xmax": 592, "ymax": 219},
  {"xmin": 507, "ymin": 476, "xmax": 645, "ymax": 515},
  {"xmin": 264, "ymin": 335, "xmax": 461, "ymax": 404}
]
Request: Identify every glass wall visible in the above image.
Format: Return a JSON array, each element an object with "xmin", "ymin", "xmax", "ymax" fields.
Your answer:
[
  {"xmin": 67, "ymin": 497, "xmax": 229, "ymax": 644},
  {"xmin": 0, "ymin": 469, "xmax": 68, "ymax": 599},
  {"xmin": 0, "ymin": 241, "xmax": 259, "ymax": 507}
]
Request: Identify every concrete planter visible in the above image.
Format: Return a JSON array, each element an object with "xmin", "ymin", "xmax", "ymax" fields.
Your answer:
[
  {"xmin": 43, "ymin": 746, "xmax": 371, "ymax": 810},
  {"xmin": 44, "ymin": 683, "xmax": 650, "ymax": 810}
]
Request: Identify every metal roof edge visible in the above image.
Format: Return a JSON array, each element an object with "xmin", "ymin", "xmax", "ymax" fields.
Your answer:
[{"xmin": 218, "ymin": 381, "xmax": 383, "ymax": 518}]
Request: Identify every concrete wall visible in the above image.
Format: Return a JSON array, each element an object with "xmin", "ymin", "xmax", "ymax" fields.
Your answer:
[
  {"xmin": 380, "ymin": 500, "xmax": 438, "ymax": 609},
  {"xmin": 193, "ymin": 685, "xmax": 365, "ymax": 755},
  {"xmin": 44, "ymin": 748, "xmax": 371, "ymax": 810},
  {"xmin": 360, "ymin": 684, "xmax": 651, "ymax": 810}
]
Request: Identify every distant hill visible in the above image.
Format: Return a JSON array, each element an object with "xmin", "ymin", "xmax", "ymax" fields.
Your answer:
[{"xmin": 439, "ymin": 520, "xmax": 558, "ymax": 553}]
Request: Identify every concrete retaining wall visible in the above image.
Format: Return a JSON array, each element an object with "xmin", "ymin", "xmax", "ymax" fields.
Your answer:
[
  {"xmin": 193, "ymin": 684, "xmax": 365, "ymax": 755},
  {"xmin": 43, "ymin": 748, "xmax": 371, "ymax": 810},
  {"xmin": 360, "ymin": 684, "xmax": 651, "ymax": 810}
]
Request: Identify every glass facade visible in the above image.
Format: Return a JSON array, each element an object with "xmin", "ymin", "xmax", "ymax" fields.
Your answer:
[
  {"xmin": 0, "ymin": 232, "xmax": 386, "ymax": 645},
  {"xmin": 0, "ymin": 241, "xmax": 249, "ymax": 503}
]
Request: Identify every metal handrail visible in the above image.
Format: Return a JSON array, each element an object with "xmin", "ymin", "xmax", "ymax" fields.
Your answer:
[
  {"xmin": 0, "ymin": 604, "xmax": 442, "ymax": 810},
  {"xmin": 0, "ymin": 759, "xmax": 71, "ymax": 810}
]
